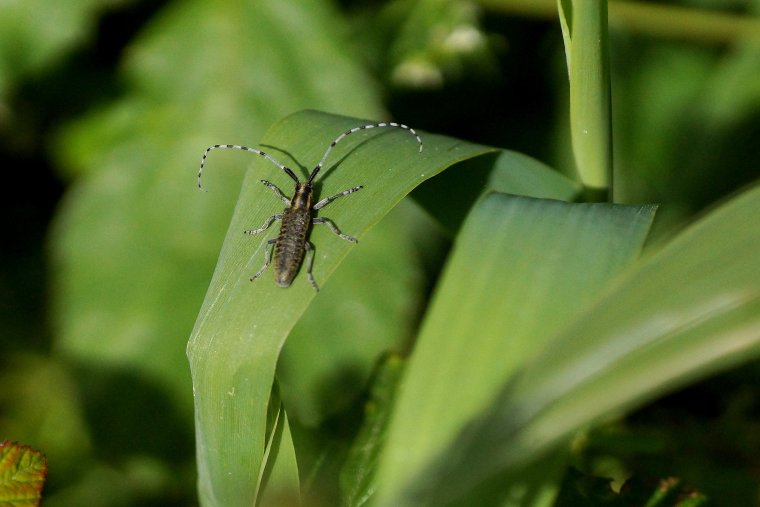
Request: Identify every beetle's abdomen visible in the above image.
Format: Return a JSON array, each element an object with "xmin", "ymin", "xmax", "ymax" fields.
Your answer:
[{"xmin": 273, "ymin": 207, "xmax": 311, "ymax": 287}]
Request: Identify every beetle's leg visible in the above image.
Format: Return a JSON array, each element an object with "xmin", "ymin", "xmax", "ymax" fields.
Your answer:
[
  {"xmin": 260, "ymin": 180, "xmax": 291, "ymax": 205},
  {"xmin": 313, "ymin": 217, "xmax": 358, "ymax": 243},
  {"xmin": 244, "ymin": 214, "xmax": 283, "ymax": 235},
  {"xmin": 304, "ymin": 242, "xmax": 318, "ymax": 291},
  {"xmin": 251, "ymin": 238, "xmax": 277, "ymax": 281},
  {"xmin": 313, "ymin": 185, "xmax": 363, "ymax": 210}
]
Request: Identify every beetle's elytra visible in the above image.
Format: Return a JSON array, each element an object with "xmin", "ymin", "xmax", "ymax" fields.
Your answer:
[{"xmin": 198, "ymin": 122, "xmax": 423, "ymax": 291}]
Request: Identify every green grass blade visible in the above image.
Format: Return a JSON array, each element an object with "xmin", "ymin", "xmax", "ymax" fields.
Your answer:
[
  {"xmin": 278, "ymin": 199, "xmax": 438, "ymax": 427},
  {"xmin": 340, "ymin": 355, "xmax": 406, "ymax": 507},
  {"xmin": 256, "ymin": 395, "xmax": 300, "ymax": 507},
  {"xmin": 487, "ymin": 150, "xmax": 581, "ymax": 201},
  {"xmin": 401, "ymin": 183, "xmax": 760, "ymax": 503},
  {"xmin": 412, "ymin": 150, "xmax": 580, "ymax": 234},
  {"xmin": 558, "ymin": 0, "xmax": 612, "ymax": 193},
  {"xmin": 374, "ymin": 192, "xmax": 656, "ymax": 506},
  {"xmin": 187, "ymin": 110, "xmax": 494, "ymax": 506}
]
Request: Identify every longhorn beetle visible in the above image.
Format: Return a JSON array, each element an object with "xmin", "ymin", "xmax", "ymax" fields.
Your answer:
[{"xmin": 198, "ymin": 122, "xmax": 423, "ymax": 291}]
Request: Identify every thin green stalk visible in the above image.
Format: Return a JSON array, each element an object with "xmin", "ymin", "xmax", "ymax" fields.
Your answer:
[{"xmin": 559, "ymin": 0, "xmax": 613, "ymax": 197}]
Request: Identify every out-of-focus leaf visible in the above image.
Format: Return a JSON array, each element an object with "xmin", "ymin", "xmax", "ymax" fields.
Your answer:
[
  {"xmin": 385, "ymin": 0, "xmax": 498, "ymax": 88},
  {"xmin": 554, "ymin": 468, "xmax": 708, "ymax": 506},
  {"xmin": 610, "ymin": 9, "xmax": 760, "ymax": 210},
  {"xmin": 50, "ymin": 0, "xmax": 383, "ymax": 421},
  {"xmin": 0, "ymin": 0, "xmax": 109, "ymax": 94},
  {"xmin": 0, "ymin": 355, "xmax": 90, "ymax": 470}
]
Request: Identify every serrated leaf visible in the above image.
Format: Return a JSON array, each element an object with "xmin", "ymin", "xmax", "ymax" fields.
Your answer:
[{"xmin": 0, "ymin": 441, "xmax": 47, "ymax": 507}]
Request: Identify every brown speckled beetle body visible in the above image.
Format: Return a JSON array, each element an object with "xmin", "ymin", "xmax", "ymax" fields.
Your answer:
[{"xmin": 198, "ymin": 122, "xmax": 422, "ymax": 291}]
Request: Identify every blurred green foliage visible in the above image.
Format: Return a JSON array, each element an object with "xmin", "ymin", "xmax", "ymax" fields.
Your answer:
[{"xmin": 1, "ymin": 0, "xmax": 759, "ymax": 505}]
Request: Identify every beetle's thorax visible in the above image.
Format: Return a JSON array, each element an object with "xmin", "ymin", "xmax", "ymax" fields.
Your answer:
[{"xmin": 291, "ymin": 182, "xmax": 314, "ymax": 210}]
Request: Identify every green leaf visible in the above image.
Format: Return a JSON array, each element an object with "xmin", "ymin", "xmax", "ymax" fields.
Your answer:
[
  {"xmin": 399, "ymin": 182, "xmax": 760, "ymax": 504},
  {"xmin": 487, "ymin": 150, "xmax": 581, "ymax": 201},
  {"xmin": 50, "ymin": 0, "xmax": 383, "ymax": 421},
  {"xmin": 256, "ymin": 388, "xmax": 300, "ymax": 507},
  {"xmin": 0, "ymin": 441, "xmax": 47, "ymax": 507},
  {"xmin": 187, "ymin": 110, "xmax": 494, "ymax": 506},
  {"xmin": 374, "ymin": 192, "xmax": 656, "ymax": 506},
  {"xmin": 412, "ymin": 150, "xmax": 580, "ymax": 234},
  {"xmin": 277, "ymin": 199, "xmax": 440, "ymax": 426},
  {"xmin": 340, "ymin": 355, "xmax": 406, "ymax": 507}
]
